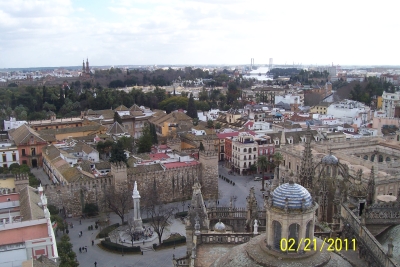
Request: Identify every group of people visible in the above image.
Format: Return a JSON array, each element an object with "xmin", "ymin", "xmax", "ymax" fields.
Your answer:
[{"xmin": 79, "ymin": 246, "xmax": 88, "ymax": 253}]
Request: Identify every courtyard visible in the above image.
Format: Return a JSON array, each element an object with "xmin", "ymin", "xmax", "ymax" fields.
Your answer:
[{"xmin": 60, "ymin": 164, "xmax": 267, "ymax": 267}]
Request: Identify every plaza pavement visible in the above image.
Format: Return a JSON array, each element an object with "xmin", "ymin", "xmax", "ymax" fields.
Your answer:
[{"xmin": 54, "ymin": 165, "xmax": 268, "ymax": 267}]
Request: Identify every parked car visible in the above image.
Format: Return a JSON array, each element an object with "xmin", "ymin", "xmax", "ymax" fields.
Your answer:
[{"xmin": 254, "ymin": 177, "xmax": 262, "ymax": 181}]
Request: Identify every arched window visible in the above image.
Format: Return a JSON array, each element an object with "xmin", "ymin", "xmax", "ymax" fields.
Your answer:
[
  {"xmin": 244, "ymin": 148, "xmax": 247, "ymax": 152},
  {"xmin": 363, "ymin": 155, "xmax": 368, "ymax": 160},
  {"xmin": 386, "ymin": 157, "xmax": 391, "ymax": 162},
  {"xmin": 305, "ymin": 221, "xmax": 312, "ymax": 239},
  {"xmin": 244, "ymin": 156, "xmax": 247, "ymax": 160},
  {"xmin": 371, "ymin": 154, "xmax": 375, "ymax": 162},
  {"xmin": 379, "ymin": 155, "xmax": 383, "ymax": 162},
  {"xmin": 288, "ymin": 223, "xmax": 300, "ymax": 250},
  {"xmin": 253, "ymin": 147, "xmax": 257, "ymax": 151},
  {"xmin": 273, "ymin": 221, "xmax": 282, "ymax": 250}
]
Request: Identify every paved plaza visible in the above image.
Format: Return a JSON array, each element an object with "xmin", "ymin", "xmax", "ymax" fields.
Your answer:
[{"xmin": 54, "ymin": 165, "xmax": 268, "ymax": 267}]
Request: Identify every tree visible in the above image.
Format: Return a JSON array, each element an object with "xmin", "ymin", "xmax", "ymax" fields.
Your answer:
[
  {"xmin": 118, "ymin": 136, "xmax": 134, "ymax": 152},
  {"xmin": 149, "ymin": 124, "xmax": 158, "ymax": 144},
  {"xmin": 47, "ymin": 204, "xmax": 58, "ymax": 215},
  {"xmin": 143, "ymin": 192, "xmax": 177, "ymax": 245},
  {"xmin": 83, "ymin": 203, "xmax": 99, "ymax": 216},
  {"xmin": 113, "ymin": 111, "xmax": 122, "ymax": 124},
  {"xmin": 136, "ymin": 125, "xmax": 153, "ymax": 153},
  {"xmin": 186, "ymin": 93, "xmax": 198, "ymax": 119},
  {"xmin": 207, "ymin": 119, "xmax": 214, "ymax": 129},
  {"xmin": 109, "ymin": 140, "xmax": 127, "ymax": 163},
  {"xmin": 273, "ymin": 152, "xmax": 284, "ymax": 181},
  {"xmin": 257, "ymin": 155, "xmax": 268, "ymax": 191},
  {"xmin": 102, "ymin": 182, "xmax": 132, "ymax": 224},
  {"xmin": 51, "ymin": 214, "xmax": 66, "ymax": 235},
  {"xmin": 57, "ymin": 234, "xmax": 79, "ymax": 267},
  {"xmin": 96, "ymin": 140, "xmax": 114, "ymax": 159},
  {"xmin": 199, "ymin": 142, "xmax": 205, "ymax": 151}
]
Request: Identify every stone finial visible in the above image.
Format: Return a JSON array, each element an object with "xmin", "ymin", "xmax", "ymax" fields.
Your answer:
[{"xmin": 194, "ymin": 213, "xmax": 201, "ymax": 236}]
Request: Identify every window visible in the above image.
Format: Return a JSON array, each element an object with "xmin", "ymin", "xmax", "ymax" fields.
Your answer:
[
  {"xmin": 12, "ymin": 154, "xmax": 16, "ymax": 161},
  {"xmin": 22, "ymin": 149, "xmax": 26, "ymax": 156},
  {"xmin": 31, "ymin": 148, "xmax": 36, "ymax": 156},
  {"xmin": 2, "ymin": 155, "xmax": 6, "ymax": 162},
  {"xmin": 22, "ymin": 160, "xmax": 27, "ymax": 165}
]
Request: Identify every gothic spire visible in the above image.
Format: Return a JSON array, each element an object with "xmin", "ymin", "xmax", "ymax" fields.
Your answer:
[
  {"xmin": 367, "ymin": 166, "xmax": 375, "ymax": 205},
  {"xmin": 299, "ymin": 124, "xmax": 314, "ymax": 189}
]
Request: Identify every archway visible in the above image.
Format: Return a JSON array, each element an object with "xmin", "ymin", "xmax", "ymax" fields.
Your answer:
[
  {"xmin": 32, "ymin": 159, "xmax": 38, "ymax": 168},
  {"xmin": 273, "ymin": 220, "xmax": 282, "ymax": 250},
  {"xmin": 288, "ymin": 223, "xmax": 300, "ymax": 249}
]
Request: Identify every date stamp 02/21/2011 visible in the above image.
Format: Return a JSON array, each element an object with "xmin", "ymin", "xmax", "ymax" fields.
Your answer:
[{"xmin": 280, "ymin": 238, "xmax": 356, "ymax": 252}]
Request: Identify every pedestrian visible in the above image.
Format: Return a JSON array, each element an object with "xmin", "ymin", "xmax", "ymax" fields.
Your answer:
[
  {"xmin": 79, "ymin": 247, "xmax": 81, "ymax": 253},
  {"xmin": 92, "ymin": 240, "xmax": 94, "ymax": 246},
  {"xmin": 85, "ymin": 246, "xmax": 87, "ymax": 252},
  {"xmin": 143, "ymin": 240, "xmax": 145, "ymax": 245},
  {"xmin": 94, "ymin": 261, "xmax": 97, "ymax": 267}
]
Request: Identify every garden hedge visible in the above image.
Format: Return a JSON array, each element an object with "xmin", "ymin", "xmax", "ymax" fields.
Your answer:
[
  {"xmin": 100, "ymin": 240, "xmax": 141, "ymax": 253},
  {"xmin": 97, "ymin": 223, "xmax": 120, "ymax": 238}
]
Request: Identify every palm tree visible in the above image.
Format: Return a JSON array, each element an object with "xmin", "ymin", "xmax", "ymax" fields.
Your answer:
[
  {"xmin": 273, "ymin": 152, "xmax": 284, "ymax": 182},
  {"xmin": 257, "ymin": 155, "xmax": 268, "ymax": 191}
]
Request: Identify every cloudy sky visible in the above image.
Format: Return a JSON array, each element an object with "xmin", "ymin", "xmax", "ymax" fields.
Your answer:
[{"xmin": 0, "ymin": 0, "xmax": 399, "ymax": 68}]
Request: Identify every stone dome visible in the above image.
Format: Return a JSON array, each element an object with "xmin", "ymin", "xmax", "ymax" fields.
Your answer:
[
  {"xmin": 271, "ymin": 181, "xmax": 313, "ymax": 210},
  {"xmin": 321, "ymin": 154, "xmax": 339, "ymax": 165},
  {"xmin": 214, "ymin": 219, "xmax": 226, "ymax": 232}
]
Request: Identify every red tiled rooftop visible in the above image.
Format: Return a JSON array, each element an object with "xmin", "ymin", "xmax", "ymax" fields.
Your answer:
[
  {"xmin": 158, "ymin": 145, "xmax": 168, "ymax": 149},
  {"xmin": 150, "ymin": 153, "xmax": 169, "ymax": 161},
  {"xmin": 163, "ymin": 161, "xmax": 199, "ymax": 169}
]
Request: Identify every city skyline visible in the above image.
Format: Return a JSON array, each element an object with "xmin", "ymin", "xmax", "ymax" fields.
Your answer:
[{"xmin": 1, "ymin": 0, "xmax": 399, "ymax": 68}]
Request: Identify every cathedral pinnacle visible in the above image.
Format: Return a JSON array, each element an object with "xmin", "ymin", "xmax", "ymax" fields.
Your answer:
[{"xmin": 298, "ymin": 124, "xmax": 314, "ymax": 189}]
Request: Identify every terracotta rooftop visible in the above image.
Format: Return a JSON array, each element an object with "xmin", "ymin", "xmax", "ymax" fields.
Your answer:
[
  {"xmin": 150, "ymin": 153, "xmax": 169, "ymax": 161},
  {"xmin": 19, "ymin": 186, "xmax": 45, "ymax": 221},
  {"xmin": 9, "ymin": 125, "xmax": 46, "ymax": 145},
  {"xmin": 163, "ymin": 161, "xmax": 199, "ymax": 169}
]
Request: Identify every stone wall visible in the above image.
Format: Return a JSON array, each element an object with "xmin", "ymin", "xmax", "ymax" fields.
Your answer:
[
  {"xmin": 44, "ymin": 176, "xmax": 113, "ymax": 217},
  {"xmin": 44, "ymin": 158, "xmax": 218, "ymax": 216},
  {"xmin": 128, "ymin": 164, "xmax": 201, "ymax": 205},
  {"xmin": 199, "ymin": 150, "xmax": 219, "ymax": 200}
]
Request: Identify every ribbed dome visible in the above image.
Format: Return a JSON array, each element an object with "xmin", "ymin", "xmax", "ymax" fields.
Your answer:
[
  {"xmin": 321, "ymin": 154, "xmax": 339, "ymax": 165},
  {"xmin": 214, "ymin": 219, "xmax": 226, "ymax": 232},
  {"xmin": 272, "ymin": 181, "xmax": 313, "ymax": 210}
]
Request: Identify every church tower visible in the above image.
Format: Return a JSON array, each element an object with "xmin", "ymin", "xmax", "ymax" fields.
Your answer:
[
  {"xmin": 82, "ymin": 59, "xmax": 85, "ymax": 73},
  {"xmin": 298, "ymin": 124, "xmax": 314, "ymax": 189},
  {"xmin": 86, "ymin": 58, "xmax": 90, "ymax": 73}
]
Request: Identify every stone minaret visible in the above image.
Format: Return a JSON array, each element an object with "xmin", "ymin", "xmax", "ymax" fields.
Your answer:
[
  {"xmin": 132, "ymin": 181, "xmax": 143, "ymax": 231},
  {"xmin": 298, "ymin": 124, "xmax": 314, "ymax": 189},
  {"xmin": 367, "ymin": 166, "xmax": 376, "ymax": 205}
]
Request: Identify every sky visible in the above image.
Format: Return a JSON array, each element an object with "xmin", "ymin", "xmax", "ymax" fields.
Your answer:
[{"xmin": 0, "ymin": 0, "xmax": 399, "ymax": 68}]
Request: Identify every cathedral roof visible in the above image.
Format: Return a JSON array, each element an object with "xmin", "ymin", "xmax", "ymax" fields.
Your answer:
[{"xmin": 272, "ymin": 181, "xmax": 312, "ymax": 210}]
